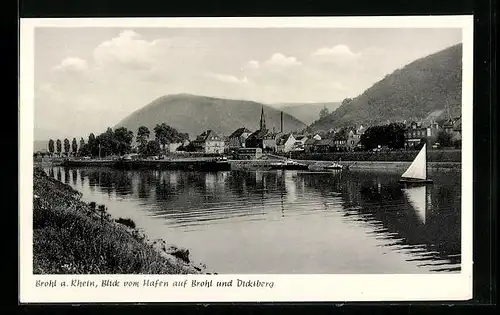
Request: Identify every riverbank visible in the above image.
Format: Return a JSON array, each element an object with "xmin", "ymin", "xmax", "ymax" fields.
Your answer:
[
  {"xmin": 33, "ymin": 167, "xmax": 209, "ymax": 274},
  {"xmin": 228, "ymin": 159, "xmax": 460, "ymax": 171}
]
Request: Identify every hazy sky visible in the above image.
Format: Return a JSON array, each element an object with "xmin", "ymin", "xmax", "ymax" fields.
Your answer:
[{"xmin": 34, "ymin": 27, "xmax": 462, "ymax": 139}]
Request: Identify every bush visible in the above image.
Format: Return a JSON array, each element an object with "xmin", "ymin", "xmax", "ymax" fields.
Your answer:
[
  {"xmin": 115, "ymin": 217, "xmax": 136, "ymax": 229},
  {"xmin": 33, "ymin": 170, "xmax": 189, "ymax": 274}
]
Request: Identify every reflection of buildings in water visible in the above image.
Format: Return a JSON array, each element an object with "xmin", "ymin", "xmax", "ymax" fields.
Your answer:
[
  {"xmin": 255, "ymin": 171, "xmax": 263, "ymax": 184},
  {"xmin": 254, "ymin": 171, "xmax": 267, "ymax": 191},
  {"xmin": 205, "ymin": 173, "xmax": 217, "ymax": 192},
  {"xmin": 169, "ymin": 172, "xmax": 179, "ymax": 187},
  {"xmin": 284, "ymin": 171, "xmax": 297, "ymax": 203}
]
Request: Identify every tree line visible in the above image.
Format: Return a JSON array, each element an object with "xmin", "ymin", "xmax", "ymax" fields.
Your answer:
[{"xmin": 46, "ymin": 124, "xmax": 189, "ymax": 158}]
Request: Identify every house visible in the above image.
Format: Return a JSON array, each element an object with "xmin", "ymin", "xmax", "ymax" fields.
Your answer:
[
  {"xmin": 404, "ymin": 120, "xmax": 440, "ymax": 149},
  {"xmin": 191, "ymin": 130, "xmax": 225, "ymax": 154},
  {"xmin": 228, "ymin": 127, "xmax": 252, "ymax": 151},
  {"xmin": 404, "ymin": 121, "xmax": 429, "ymax": 149},
  {"xmin": 166, "ymin": 142, "xmax": 183, "ymax": 153},
  {"xmin": 313, "ymin": 138, "xmax": 335, "ymax": 153},
  {"xmin": 345, "ymin": 130, "xmax": 361, "ymax": 151},
  {"xmin": 451, "ymin": 117, "xmax": 462, "ymax": 147},
  {"xmin": 245, "ymin": 129, "xmax": 268, "ymax": 149},
  {"xmin": 304, "ymin": 138, "xmax": 319, "ymax": 153},
  {"xmin": 332, "ymin": 131, "xmax": 348, "ymax": 151},
  {"xmin": 291, "ymin": 135, "xmax": 308, "ymax": 152},
  {"xmin": 276, "ymin": 133, "xmax": 296, "ymax": 153},
  {"xmin": 236, "ymin": 147, "xmax": 263, "ymax": 160},
  {"xmin": 262, "ymin": 132, "xmax": 281, "ymax": 152}
]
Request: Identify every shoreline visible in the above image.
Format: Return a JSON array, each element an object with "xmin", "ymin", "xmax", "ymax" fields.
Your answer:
[
  {"xmin": 37, "ymin": 158, "xmax": 461, "ymax": 172},
  {"xmin": 33, "ymin": 167, "xmax": 212, "ymax": 275}
]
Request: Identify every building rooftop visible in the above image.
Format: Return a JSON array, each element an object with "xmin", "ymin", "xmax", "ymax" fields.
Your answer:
[{"xmin": 229, "ymin": 127, "xmax": 252, "ymax": 138}]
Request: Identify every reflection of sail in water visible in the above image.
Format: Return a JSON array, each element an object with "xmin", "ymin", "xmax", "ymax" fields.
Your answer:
[
  {"xmin": 284, "ymin": 171, "xmax": 297, "ymax": 203},
  {"xmin": 402, "ymin": 185, "xmax": 427, "ymax": 224}
]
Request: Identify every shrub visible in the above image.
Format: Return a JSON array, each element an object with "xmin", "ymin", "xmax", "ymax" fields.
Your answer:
[{"xmin": 115, "ymin": 217, "xmax": 136, "ymax": 229}]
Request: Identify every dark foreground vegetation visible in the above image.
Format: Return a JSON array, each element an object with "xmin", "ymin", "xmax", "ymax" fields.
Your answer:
[{"xmin": 33, "ymin": 167, "xmax": 204, "ymax": 274}]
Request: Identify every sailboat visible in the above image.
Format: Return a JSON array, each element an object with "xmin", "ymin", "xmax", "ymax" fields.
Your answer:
[
  {"xmin": 398, "ymin": 143, "xmax": 433, "ymax": 184},
  {"xmin": 402, "ymin": 185, "xmax": 427, "ymax": 224}
]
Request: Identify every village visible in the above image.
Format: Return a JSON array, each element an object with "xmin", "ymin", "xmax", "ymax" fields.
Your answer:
[{"xmin": 35, "ymin": 106, "xmax": 462, "ymax": 163}]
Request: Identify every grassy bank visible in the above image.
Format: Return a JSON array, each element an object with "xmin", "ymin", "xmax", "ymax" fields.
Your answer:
[
  {"xmin": 33, "ymin": 167, "xmax": 206, "ymax": 274},
  {"xmin": 287, "ymin": 149, "xmax": 461, "ymax": 162}
]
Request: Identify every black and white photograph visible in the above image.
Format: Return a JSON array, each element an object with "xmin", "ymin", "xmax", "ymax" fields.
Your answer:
[{"xmin": 20, "ymin": 16, "xmax": 474, "ymax": 302}]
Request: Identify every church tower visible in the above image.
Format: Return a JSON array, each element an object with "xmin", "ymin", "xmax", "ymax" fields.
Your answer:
[{"xmin": 260, "ymin": 106, "xmax": 267, "ymax": 131}]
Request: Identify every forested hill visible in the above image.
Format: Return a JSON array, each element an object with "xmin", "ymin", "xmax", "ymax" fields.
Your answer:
[
  {"xmin": 309, "ymin": 43, "xmax": 463, "ymax": 131},
  {"xmin": 271, "ymin": 102, "xmax": 341, "ymax": 125},
  {"xmin": 115, "ymin": 94, "xmax": 306, "ymax": 138}
]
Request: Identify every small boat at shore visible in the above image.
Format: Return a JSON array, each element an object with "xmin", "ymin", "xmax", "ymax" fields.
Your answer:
[
  {"xmin": 399, "ymin": 143, "xmax": 433, "ymax": 184},
  {"xmin": 324, "ymin": 162, "xmax": 343, "ymax": 170},
  {"xmin": 270, "ymin": 160, "xmax": 309, "ymax": 170}
]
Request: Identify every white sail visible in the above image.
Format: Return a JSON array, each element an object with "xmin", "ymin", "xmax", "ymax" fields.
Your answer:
[
  {"xmin": 401, "ymin": 143, "xmax": 427, "ymax": 180},
  {"xmin": 402, "ymin": 185, "xmax": 426, "ymax": 224}
]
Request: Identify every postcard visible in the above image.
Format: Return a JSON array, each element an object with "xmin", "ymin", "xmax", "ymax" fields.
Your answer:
[{"xmin": 20, "ymin": 16, "xmax": 473, "ymax": 303}]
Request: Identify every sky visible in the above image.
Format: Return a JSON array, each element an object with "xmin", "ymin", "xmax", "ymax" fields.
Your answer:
[{"xmin": 33, "ymin": 27, "xmax": 462, "ymax": 140}]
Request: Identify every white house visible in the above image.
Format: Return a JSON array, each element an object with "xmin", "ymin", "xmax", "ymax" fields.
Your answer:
[{"xmin": 276, "ymin": 133, "xmax": 296, "ymax": 153}]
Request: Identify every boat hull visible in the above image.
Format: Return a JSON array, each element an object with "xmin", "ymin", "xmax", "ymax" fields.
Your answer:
[
  {"xmin": 398, "ymin": 178, "xmax": 433, "ymax": 184},
  {"xmin": 270, "ymin": 164, "xmax": 309, "ymax": 170},
  {"xmin": 324, "ymin": 166, "xmax": 343, "ymax": 170}
]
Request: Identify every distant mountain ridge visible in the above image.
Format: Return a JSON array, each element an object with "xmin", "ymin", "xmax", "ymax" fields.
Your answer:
[
  {"xmin": 270, "ymin": 102, "xmax": 341, "ymax": 125},
  {"xmin": 310, "ymin": 43, "xmax": 463, "ymax": 131},
  {"xmin": 115, "ymin": 94, "xmax": 306, "ymax": 138}
]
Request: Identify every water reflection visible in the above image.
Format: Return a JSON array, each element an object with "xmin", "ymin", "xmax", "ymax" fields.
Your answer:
[{"xmin": 46, "ymin": 166, "xmax": 461, "ymax": 273}]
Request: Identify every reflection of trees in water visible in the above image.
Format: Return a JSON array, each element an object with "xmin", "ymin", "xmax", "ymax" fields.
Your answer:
[
  {"xmin": 64, "ymin": 168, "xmax": 70, "ymax": 184},
  {"xmin": 83, "ymin": 168, "xmax": 134, "ymax": 197},
  {"xmin": 56, "ymin": 168, "xmax": 62, "ymax": 181},
  {"xmin": 72, "ymin": 169, "xmax": 78, "ymax": 186}
]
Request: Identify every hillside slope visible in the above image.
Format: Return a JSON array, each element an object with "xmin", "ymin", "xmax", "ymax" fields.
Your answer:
[
  {"xmin": 115, "ymin": 94, "xmax": 306, "ymax": 138},
  {"xmin": 272, "ymin": 102, "xmax": 341, "ymax": 125},
  {"xmin": 310, "ymin": 43, "xmax": 462, "ymax": 131}
]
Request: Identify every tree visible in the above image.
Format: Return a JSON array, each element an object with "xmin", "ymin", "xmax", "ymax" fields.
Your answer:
[
  {"xmin": 113, "ymin": 127, "xmax": 134, "ymax": 155},
  {"xmin": 154, "ymin": 123, "xmax": 189, "ymax": 154},
  {"xmin": 319, "ymin": 106, "xmax": 329, "ymax": 119},
  {"xmin": 56, "ymin": 139, "xmax": 62, "ymax": 155},
  {"xmin": 96, "ymin": 128, "xmax": 115, "ymax": 157},
  {"xmin": 48, "ymin": 139, "xmax": 55, "ymax": 156},
  {"xmin": 436, "ymin": 130, "xmax": 452, "ymax": 147},
  {"xmin": 341, "ymin": 98, "xmax": 353, "ymax": 106},
  {"xmin": 136, "ymin": 126, "xmax": 150, "ymax": 154},
  {"xmin": 360, "ymin": 122, "xmax": 406, "ymax": 150},
  {"xmin": 78, "ymin": 143, "xmax": 90, "ymax": 157},
  {"xmin": 144, "ymin": 140, "xmax": 161, "ymax": 156},
  {"xmin": 79, "ymin": 138, "xmax": 85, "ymax": 155},
  {"xmin": 88, "ymin": 133, "xmax": 98, "ymax": 157},
  {"xmin": 71, "ymin": 138, "xmax": 78, "ymax": 155},
  {"xmin": 63, "ymin": 138, "xmax": 70, "ymax": 156}
]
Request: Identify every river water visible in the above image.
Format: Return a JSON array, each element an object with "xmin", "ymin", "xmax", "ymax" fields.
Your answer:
[{"xmin": 45, "ymin": 166, "xmax": 461, "ymax": 274}]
